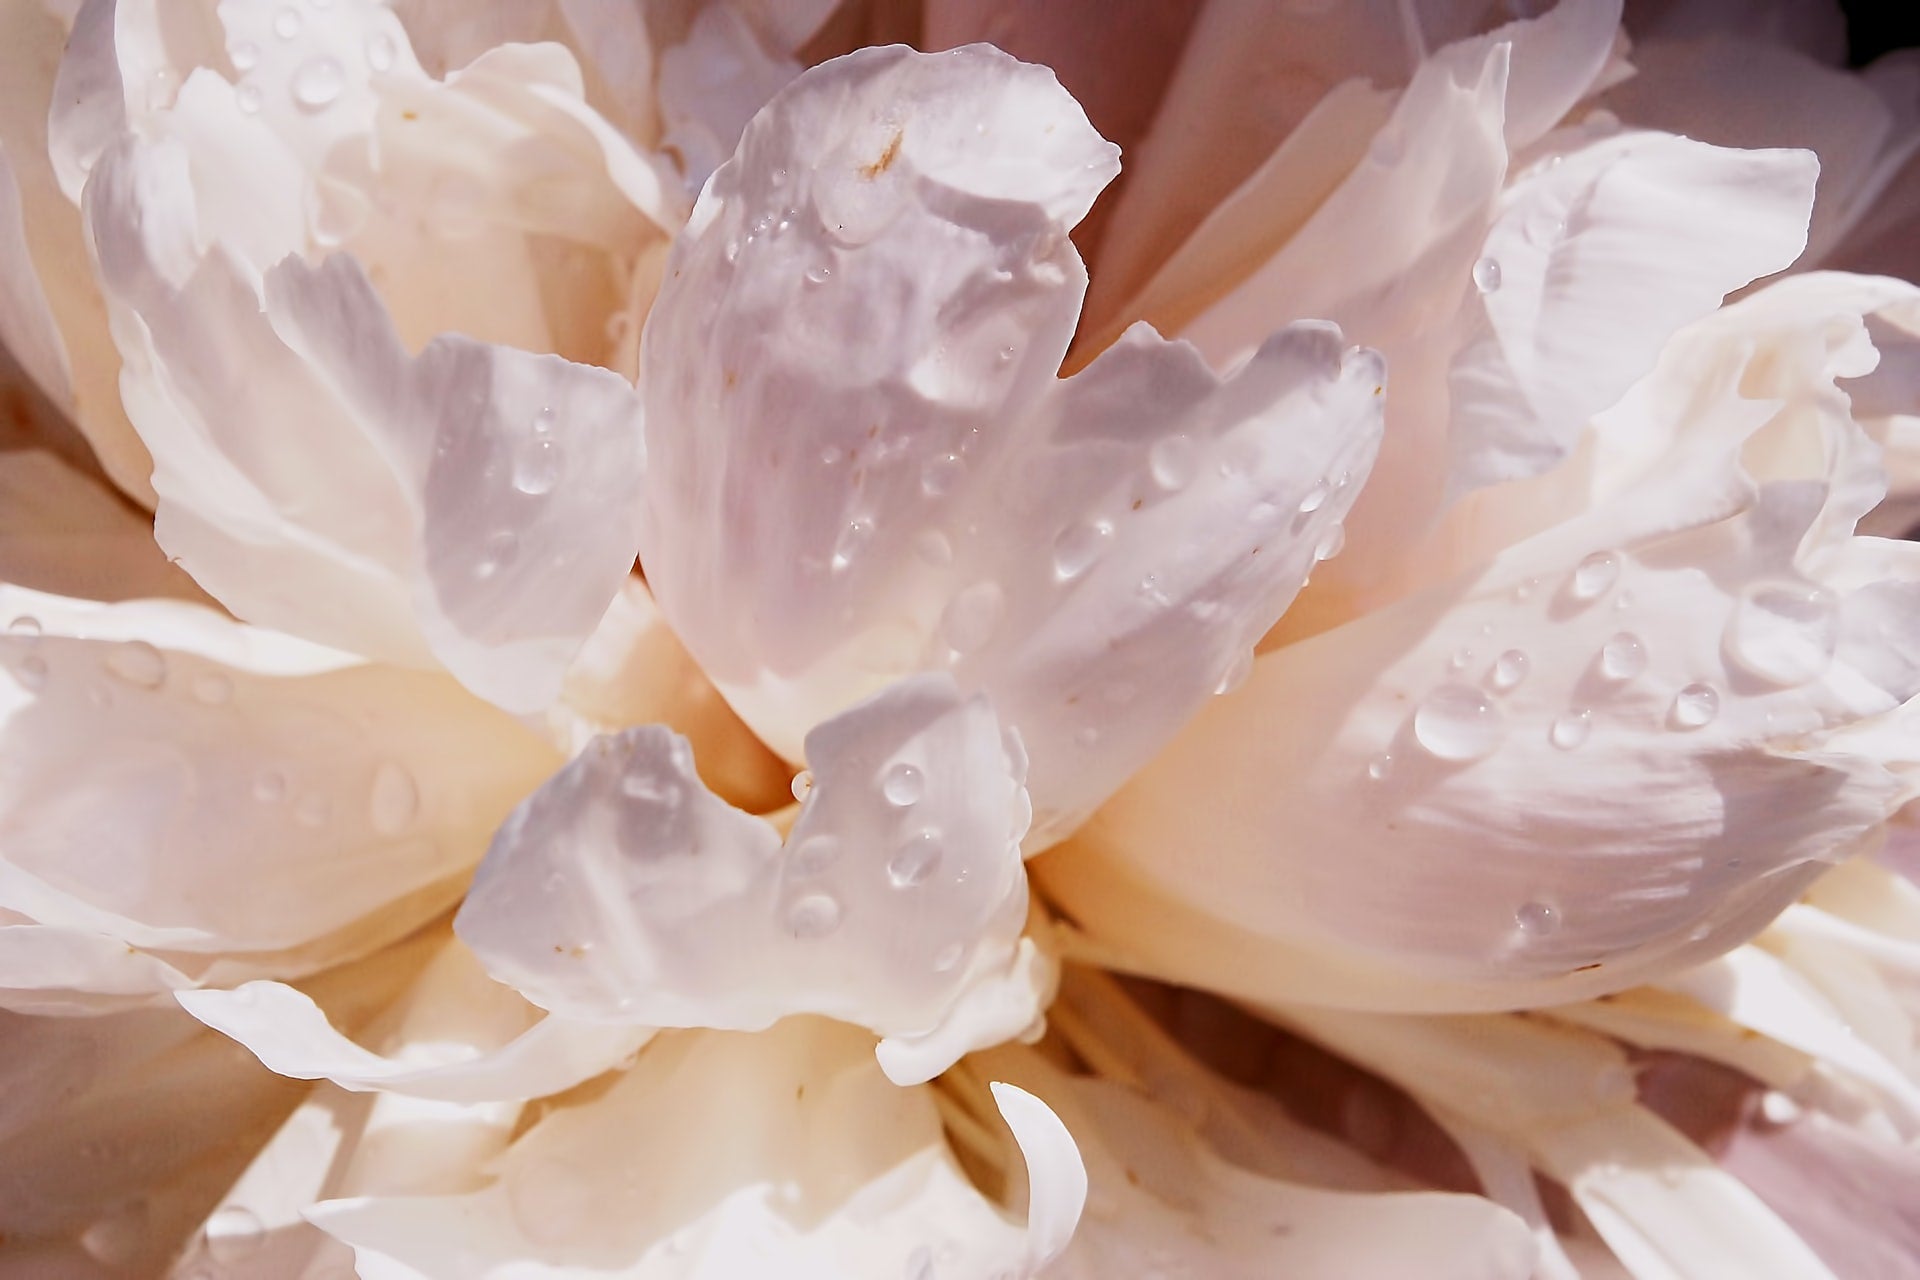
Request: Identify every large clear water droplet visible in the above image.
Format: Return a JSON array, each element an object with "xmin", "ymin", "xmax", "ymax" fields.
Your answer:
[
  {"xmin": 1314, "ymin": 523, "xmax": 1347, "ymax": 562},
  {"xmin": 370, "ymin": 762, "xmax": 418, "ymax": 835},
  {"xmin": 882, "ymin": 762, "xmax": 923, "ymax": 807},
  {"xmin": 106, "ymin": 641, "xmax": 166, "ymax": 689},
  {"xmin": 1515, "ymin": 900, "xmax": 1560, "ymax": 936},
  {"xmin": 8, "ymin": 615, "xmax": 41, "ymax": 640},
  {"xmin": 513, "ymin": 437, "xmax": 559, "ymax": 495},
  {"xmin": 1472, "ymin": 255, "xmax": 1503, "ymax": 294},
  {"xmin": 1570, "ymin": 551, "xmax": 1620, "ymax": 602},
  {"xmin": 888, "ymin": 831, "xmax": 942, "ymax": 887},
  {"xmin": 1550, "ymin": 708, "xmax": 1592, "ymax": 750},
  {"xmin": 1412, "ymin": 684, "xmax": 1504, "ymax": 761},
  {"xmin": 1052, "ymin": 519, "xmax": 1113, "ymax": 580},
  {"xmin": 940, "ymin": 581, "xmax": 1004, "ymax": 654},
  {"xmin": 787, "ymin": 893, "xmax": 842, "ymax": 939},
  {"xmin": 1726, "ymin": 582, "xmax": 1839, "ymax": 687},
  {"xmin": 1148, "ymin": 434, "xmax": 1196, "ymax": 490},
  {"xmin": 290, "ymin": 56, "xmax": 345, "ymax": 111},
  {"xmin": 790, "ymin": 770, "xmax": 812, "ymax": 802},
  {"xmin": 1599, "ymin": 632, "xmax": 1647, "ymax": 682},
  {"xmin": 1366, "ymin": 753, "xmax": 1394, "ymax": 781},
  {"xmin": 1670, "ymin": 682, "xmax": 1720, "ymax": 730},
  {"xmin": 1297, "ymin": 481, "xmax": 1331, "ymax": 515},
  {"xmin": 1489, "ymin": 649, "xmax": 1530, "ymax": 692}
]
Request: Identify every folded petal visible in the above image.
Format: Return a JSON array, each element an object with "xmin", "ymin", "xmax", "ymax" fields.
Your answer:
[
  {"xmin": 0, "ymin": 584, "xmax": 557, "ymax": 962},
  {"xmin": 311, "ymin": 1018, "xmax": 1064, "ymax": 1279},
  {"xmin": 641, "ymin": 43, "xmax": 1383, "ymax": 838},
  {"xmin": 458, "ymin": 673, "xmax": 1040, "ymax": 1082}
]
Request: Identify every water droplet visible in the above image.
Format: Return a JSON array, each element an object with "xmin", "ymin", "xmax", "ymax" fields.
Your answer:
[
  {"xmin": 1412, "ymin": 684, "xmax": 1504, "ymax": 761},
  {"xmin": 531, "ymin": 406, "xmax": 556, "ymax": 436},
  {"xmin": 7, "ymin": 615, "xmax": 40, "ymax": 640},
  {"xmin": 1449, "ymin": 646, "xmax": 1474, "ymax": 672},
  {"xmin": 230, "ymin": 40, "xmax": 260, "ymax": 71},
  {"xmin": 912, "ymin": 529, "xmax": 953, "ymax": 566},
  {"xmin": 473, "ymin": 529, "xmax": 520, "ymax": 580},
  {"xmin": 369, "ymin": 762, "xmax": 418, "ymax": 835},
  {"xmin": 790, "ymin": 770, "xmax": 812, "ymax": 802},
  {"xmin": 290, "ymin": 57, "xmax": 345, "ymax": 111},
  {"xmin": 512, "ymin": 437, "xmax": 558, "ymax": 495},
  {"xmin": 1052, "ymin": 519, "xmax": 1113, "ymax": 580},
  {"xmin": 1570, "ymin": 551, "xmax": 1620, "ymax": 602},
  {"xmin": 882, "ymin": 763, "xmax": 923, "ymax": 807},
  {"xmin": 787, "ymin": 893, "xmax": 841, "ymax": 939},
  {"xmin": 1760, "ymin": 1091, "xmax": 1802, "ymax": 1126},
  {"xmin": 1148, "ymin": 434, "xmax": 1196, "ymax": 490},
  {"xmin": 204, "ymin": 1205, "xmax": 265, "ymax": 1262},
  {"xmin": 15, "ymin": 654, "xmax": 47, "ymax": 691},
  {"xmin": 1670, "ymin": 682, "xmax": 1720, "ymax": 730},
  {"xmin": 365, "ymin": 31, "xmax": 396, "ymax": 72},
  {"xmin": 1298, "ymin": 481, "xmax": 1331, "ymax": 514},
  {"xmin": 940, "ymin": 581, "xmax": 1003, "ymax": 654},
  {"xmin": 790, "ymin": 834, "xmax": 841, "ymax": 876},
  {"xmin": 931, "ymin": 943, "xmax": 964, "ymax": 972},
  {"xmin": 272, "ymin": 7, "xmax": 303, "ymax": 39},
  {"xmin": 80, "ymin": 1199, "xmax": 147, "ymax": 1265},
  {"xmin": 252, "ymin": 770, "xmax": 287, "ymax": 803},
  {"xmin": 1512, "ymin": 577, "xmax": 1540, "ymax": 603},
  {"xmin": 235, "ymin": 81, "xmax": 263, "ymax": 114},
  {"xmin": 1366, "ymin": 754, "xmax": 1394, "ymax": 781},
  {"xmin": 1489, "ymin": 649, "xmax": 1530, "ymax": 692},
  {"xmin": 1599, "ymin": 632, "xmax": 1646, "ymax": 682},
  {"xmin": 1471, "ymin": 256, "xmax": 1503, "ymax": 294},
  {"xmin": 888, "ymin": 831, "xmax": 942, "ymax": 887},
  {"xmin": 804, "ymin": 260, "xmax": 833, "ymax": 285},
  {"xmin": 106, "ymin": 641, "xmax": 166, "ymax": 689},
  {"xmin": 920, "ymin": 453, "xmax": 963, "ymax": 497},
  {"xmin": 1726, "ymin": 582, "xmax": 1839, "ymax": 687},
  {"xmin": 1614, "ymin": 590, "xmax": 1634, "ymax": 612},
  {"xmin": 1215, "ymin": 646, "xmax": 1253, "ymax": 696},
  {"xmin": 191, "ymin": 671, "xmax": 233, "ymax": 704},
  {"xmin": 1550, "ymin": 708, "xmax": 1592, "ymax": 750},
  {"xmin": 293, "ymin": 793, "xmax": 332, "ymax": 828},
  {"xmin": 1314, "ymin": 524, "xmax": 1346, "ymax": 562},
  {"xmin": 831, "ymin": 516, "xmax": 874, "ymax": 571},
  {"xmin": 1515, "ymin": 900, "xmax": 1560, "ymax": 935}
]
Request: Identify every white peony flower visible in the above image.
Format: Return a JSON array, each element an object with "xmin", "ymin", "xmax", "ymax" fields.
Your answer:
[{"xmin": 0, "ymin": 0, "xmax": 1917, "ymax": 1277}]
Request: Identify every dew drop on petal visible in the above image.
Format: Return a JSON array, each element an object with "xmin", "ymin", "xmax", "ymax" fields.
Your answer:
[
  {"xmin": 1449, "ymin": 646, "xmax": 1474, "ymax": 672},
  {"xmin": 790, "ymin": 833, "xmax": 841, "ymax": 876},
  {"xmin": 1570, "ymin": 551, "xmax": 1620, "ymax": 602},
  {"xmin": 8, "ymin": 615, "xmax": 41, "ymax": 639},
  {"xmin": 1052, "ymin": 519, "xmax": 1113, "ymax": 580},
  {"xmin": 191, "ymin": 671, "xmax": 233, "ymax": 705},
  {"xmin": 1366, "ymin": 753, "xmax": 1394, "ymax": 781},
  {"xmin": 790, "ymin": 770, "xmax": 812, "ymax": 802},
  {"xmin": 1297, "ymin": 480, "xmax": 1331, "ymax": 515},
  {"xmin": 1412, "ymin": 684, "xmax": 1504, "ymax": 761},
  {"xmin": 1670, "ymin": 682, "xmax": 1720, "ymax": 730},
  {"xmin": 365, "ymin": 31, "xmax": 396, "ymax": 72},
  {"xmin": 1489, "ymin": 649, "xmax": 1530, "ymax": 693},
  {"xmin": 787, "ymin": 893, "xmax": 842, "ymax": 939},
  {"xmin": 512, "ymin": 437, "xmax": 559, "ymax": 495},
  {"xmin": 272, "ymin": 7, "xmax": 302, "ymax": 39},
  {"xmin": 230, "ymin": 40, "xmax": 259, "ymax": 71},
  {"xmin": 290, "ymin": 57, "xmax": 345, "ymax": 111},
  {"xmin": 1599, "ymin": 632, "xmax": 1646, "ymax": 682},
  {"xmin": 888, "ymin": 831, "xmax": 942, "ymax": 887},
  {"xmin": 1147, "ymin": 433, "xmax": 1196, "ymax": 490},
  {"xmin": 1471, "ymin": 255, "xmax": 1503, "ymax": 294},
  {"xmin": 106, "ymin": 641, "xmax": 166, "ymax": 689},
  {"xmin": 1215, "ymin": 646, "xmax": 1253, "ymax": 696},
  {"xmin": 235, "ymin": 81, "xmax": 263, "ymax": 114},
  {"xmin": 804, "ymin": 260, "xmax": 833, "ymax": 285},
  {"xmin": 370, "ymin": 762, "xmax": 419, "ymax": 835},
  {"xmin": 940, "ymin": 581, "xmax": 1003, "ymax": 654},
  {"xmin": 920, "ymin": 453, "xmax": 963, "ymax": 497},
  {"xmin": 1512, "ymin": 577, "xmax": 1539, "ymax": 603},
  {"xmin": 1314, "ymin": 523, "xmax": 1346, "ymax": 562},
  {"xmin": 1725, "ymin": 582, "xmax": 1839, "ymax": 687},
  {"xmin": 252, "ymin": 770, "xmax": 287, "ymax": 803},
  {"xmin": 831, "ymin": 516, "xmax": 874, "ymax": 571},
  {"xmin": 882, "ymin": 762, "xmax": 923, "ymax": 807},
  {"xmin": 1515, "ymin": 900, "xmax": 1560, "ymax": 936},
  {"xmin": 1550, "ymin": 708, "xmax": 1592, "ymax": 750},
  {"xmin": 204, "ymin": 1206, "xmax": 265, "ymax": 1263}
]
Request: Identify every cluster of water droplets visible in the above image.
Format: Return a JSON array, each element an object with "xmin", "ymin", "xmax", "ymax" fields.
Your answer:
[{"xmin": 230, "ymin": 2, "xmax": 398, "ymax": 119}]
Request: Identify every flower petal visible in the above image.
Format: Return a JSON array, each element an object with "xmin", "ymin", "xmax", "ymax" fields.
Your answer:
[
  {"xmin": 311, "ymin": 1019, "xmax": 1047, "ymax": 1279},
  {"xmin": 641, "ymin": 44, "xmax": 1383, "ymax": 838},
  {"xmin": 0, "ymin": 923, "xmax": 190, "ymax": 1016},
  {"xmin": 0, "ymin": 584, "xmax": 557, "ymax": 960},
  {"xmin": 457, "ymin": 673, "xmax": 1040, "ymax": 1082},
  {"xmin": 988, "ymin": 1080, "xmax": 1086, "ymax": 1272}
]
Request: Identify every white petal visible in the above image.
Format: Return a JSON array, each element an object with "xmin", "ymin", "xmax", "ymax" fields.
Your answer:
[
  {"xmin": 179, "ymin": 939, "xmax": 651, "ymax": 1104},
  {"xmin": 656, "ymin": 3, "xmax": 801, "ymax": 193},
  {"xmin": 989, "ymin": 1082, "xmax": 1085, "ymax": 1271},
  {"xmin": 311, "ymin": 1019, "xmax": 1042, "ymax": 1279},
  {"xmin": 458, "ymin": 673, "xmax": 1038, "ymax": 1081},
  {"xmin": 0, "ymin": 924, "xmax": 189, "ymax": 1015},
  {"xmin": 0, "ymin": 584, "xmax": 557, "ymax": 960},
  {"xmin": 642, "ymin": 44, "xmax": 1382, "ymax": 838}
]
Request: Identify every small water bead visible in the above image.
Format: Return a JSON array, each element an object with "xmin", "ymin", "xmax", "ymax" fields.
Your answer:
[
  {"xmin": 1726, "ymin": 582, "xmax": 1839, "ymax": 687},
  {"xmin": 1215, "ymin": 646, "xmax": 1254, "ymax": 696},
  {"xmin": 1449, "ymin": 646, "xmax": 1474, "ymax": 672},
  {"xmin": 1074, "ymin": 725, "xmax": 1101, "ymax": 748},
  {"xmin": 790, "ymin": 770, "xmax": 813, "ymax": 802},
  {"xmin": 252, "ymin": 770, "xmax": 288, "ymax": 803},
  {"xmin": 15, "ymin": 655, "xmax": 47, "ymax": 691},
  {"xmin": 1570, "ymin": 551, "xmax": 1620, "ymax": 602},
  {"xmin": 365, "ymin": 31, "xmax": 396, "ymax": 72},
  {"xmin": 1489, "ymin": 649, "xmax": 1531, "ymax": 692},
  {"xmin": 1515, "ymin": 900, "xmax": 1560, "ymax": 935},
  {"xmin": 1314, "ymin": 524, "xmax": 1346, "ymax": 562},
  {"xmin": 804, "ymin": 261, "xmax": 834, "ymax": 285},
  {"xmin": 829, "ymin": 517, "xmax": 874, "ymax": 573},
  {"xmin": 1366, "ymin": 754, "xmax": 1394, "ymax": 781},
  {"xmin": 888, "ymin": 831, "xmax": 943, "ymax": 887},
  {"xmin": 1412, "ymin": 684, "xmax": 1505, "ymax": 762},
  {"xmin": 882, "ymin": 762, "xmax": 923, "ymax": 807},
  {"xmin": 230, "ymin": 40, "xmax": 260, "ymax": 71},
  {"xmin": 106, "ymin": 641, "xmax": 167, "ymax": 689},
  {"xmin": 235, "ymin": 81, "xmax": 263, "ymax": 114},
  {"xmin": 191, "ymin": 671, "xmax": 234, "ymax": 705},
  {"xmin": 294, "ymin": 793, "xmax": 332, "ymax": 828},
  {"xmin": 1599, "ymin": 631, "xmax": 1647, "ymax": 682},
  {"xmin": 1052, "ymin": 519, "xmax": 1113, "ymax": 580},
  {"xmin": 370, "ymin": 762, "xmax": 419, "ymax": 835},
  {"xmin": 1471, "ymin": 255, "xmax": 1504, "ymax": 294},
  {"xmin": 1148, "ymin": 433, "xmax": 1197, "ymax": 491},
  {"xmin": 1549, "ymin": 708, "xmax": 1592, "ymax": 750},
  {"xmin": 940, "ymin": 581, "xmax": 1004, "ymax": 654},
  {"xmin": 291, "ymin": 56, "xmax": 346, "ymax": 111},
  {"xmin": 272, "ymin": 7, "xmax": 303, "ymax": 39},
  {"xmin": 203, "ymin": 1206, "xmax": 266, "ymax": 1263},
  {"xmin": 473, "ymin": 529, "xmax": 520, "ymax": 580},
  {"xmin": 787, "ymin": 893, "xmax": 842, "ymax": 939},
  {"xmin": 920, "ymin": 453, "xmax": 964, "ymax": 498},
  {"xmin": 1512, "ymin": 577, "xmax": 1540, "ymax": 603},
  {"xmin": 789, "ymin": 833, "xmax": 841, "ymax": 875},
  {"xmin": 1670, "ymin": 682, "xmax": 1721, "ymax": 730},
  {"xmin": 512, "ymin": 437, "xmax": 559, "ymax": 494},
  {"xmin": 931, "ymin": 942, "xmax": 964, "ymax": 972},
  {"xmin": 1297, "ymin": 480, "xmax": 1331, "ymax": 515},
  {"xmin": 8, "ymin": 615, "xmax": 41, "ymax": 639}
]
